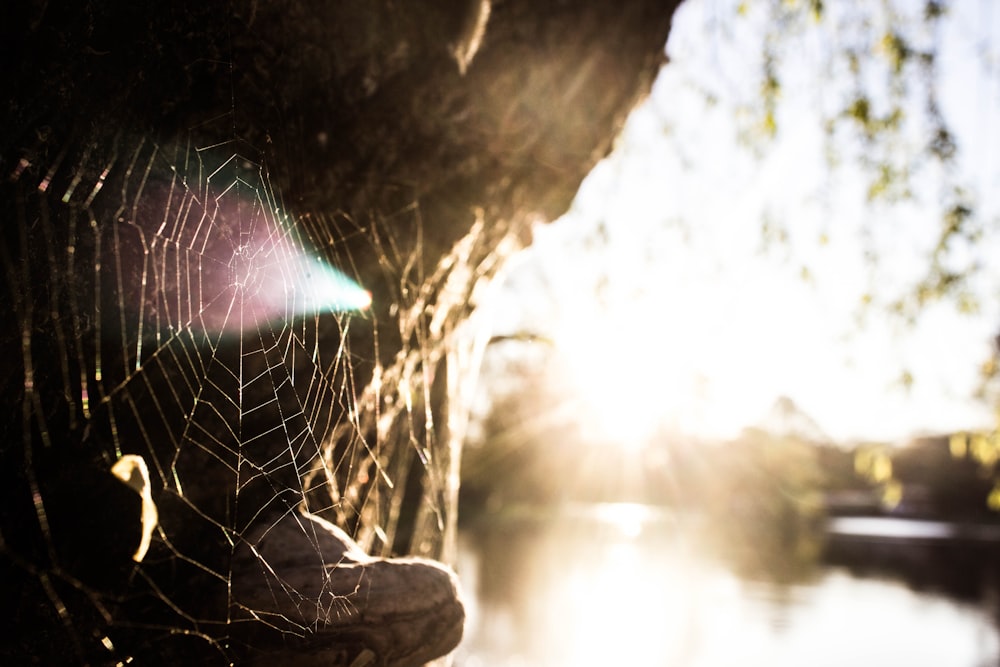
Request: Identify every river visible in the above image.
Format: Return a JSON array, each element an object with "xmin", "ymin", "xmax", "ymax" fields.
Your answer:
[{"xmin": 451, "ymin": 503, "xmax": 1000, "ymax": 667}]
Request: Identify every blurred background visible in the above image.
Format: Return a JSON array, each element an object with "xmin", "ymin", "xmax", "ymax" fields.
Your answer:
[{"xmin": 451, "ymin": 1, "xmax": 1000, "ymax": 665}]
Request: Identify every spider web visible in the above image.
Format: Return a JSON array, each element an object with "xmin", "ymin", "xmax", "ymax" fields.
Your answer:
[{"xmin": 2, "ymin": 116, "xmax": 515, "ymax": 663}]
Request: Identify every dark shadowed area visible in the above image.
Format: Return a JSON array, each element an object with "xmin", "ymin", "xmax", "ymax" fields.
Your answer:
[{"xmin": 1, "ymin": 1, "xmax": 679, "ymax": 665}]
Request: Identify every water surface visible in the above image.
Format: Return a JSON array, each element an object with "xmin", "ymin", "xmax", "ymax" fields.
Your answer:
[{"xmin": 453, "ymin": 504, "xmax": 1000, "ymax": 667}]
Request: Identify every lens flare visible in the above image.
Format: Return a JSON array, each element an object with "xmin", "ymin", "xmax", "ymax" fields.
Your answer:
[
  {"xmin": 121, "ymin": 171, "xmax": 372, "ymax": 336},
  {"xmin": 204, "ymin": 221, "xmax": 371, "ymax": 332},
  {"xmin": 272, "ymin": 255, "xmax": 373, "ymax": 316}
]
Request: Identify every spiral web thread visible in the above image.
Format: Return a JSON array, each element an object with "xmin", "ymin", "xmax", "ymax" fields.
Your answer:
[{"xmin": 4, "ymin": 123, "xmax": 521, "ymax": 663}]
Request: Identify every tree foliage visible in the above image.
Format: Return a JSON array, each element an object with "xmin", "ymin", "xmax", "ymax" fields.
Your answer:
[
  {"xmin": 716, "ymin": 0, "xmax": 1000, "ymax": 506},
  {"xmin": 732, "ymin": 0, "xmax": 985, "ymax": 317}
]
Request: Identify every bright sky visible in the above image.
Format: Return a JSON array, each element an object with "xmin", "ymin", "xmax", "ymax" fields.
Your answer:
[{"xmin": 480, "ymin": 0, "xmax": 1000, "ymax": 445}]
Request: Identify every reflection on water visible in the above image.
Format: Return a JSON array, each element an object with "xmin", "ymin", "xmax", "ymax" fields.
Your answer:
[{"xmin": 453, "ymin": 503, "xmax": 1000, "ymax": 667}]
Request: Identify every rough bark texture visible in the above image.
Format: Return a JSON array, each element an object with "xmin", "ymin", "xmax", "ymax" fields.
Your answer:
[
  {"xmin": 4, "ymin": 0, "xmax": 677, "ymax": 290},
  {"xmin": 1, "ymin": 0, "xmax": 680, "ymax": 664},
  {"xmin": 231, "ymin": 512, "xmax": 465, "ymax": 667}
]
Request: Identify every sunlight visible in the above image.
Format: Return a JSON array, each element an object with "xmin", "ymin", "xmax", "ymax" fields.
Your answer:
[
  {"xmin": 589, "ymin": 501, "xmax": 662, "ymax": 539},
  {"xmin": 500, "ymin": 0, "xmax": 1000, "ymax": 445},
  {"xmin": 549, "ymin": 300, "xmax": 703, "ymax": 449},
  {"xmin": 538, "ymin": 226, "xmax": 787, "ymax": 446},
  {"xmin": 546, "ymin": 536, "xmax": 697, "ymax": 667}
]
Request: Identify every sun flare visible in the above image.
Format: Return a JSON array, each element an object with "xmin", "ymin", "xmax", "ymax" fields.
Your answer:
[{"xmin": 549, "ymin": 296, "xmax": 708, "ymax": 449}]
